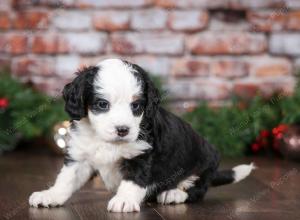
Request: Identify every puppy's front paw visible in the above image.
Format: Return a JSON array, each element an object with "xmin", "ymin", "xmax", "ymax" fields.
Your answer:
[
  {"xmin": 29, "ymin": 190, "xmax": 67, "ymax": 208},
  {"xmin": 107, "ymin": 195, "xmax": 140, "ymax": 212}
]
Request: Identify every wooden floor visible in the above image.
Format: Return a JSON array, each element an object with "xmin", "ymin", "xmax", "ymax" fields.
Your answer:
[{"xmin": 0, "ymin": 152, "xmax": 300, "ymax": 220}]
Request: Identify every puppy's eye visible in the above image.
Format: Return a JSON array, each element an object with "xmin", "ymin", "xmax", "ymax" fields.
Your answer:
[
  {"xmin": 98, "ymin": 100, "xmax": 109, "ymax": 110},
  {"xmin": 131, "ymin": 101, "xmax": 140, "ymax": 111}
]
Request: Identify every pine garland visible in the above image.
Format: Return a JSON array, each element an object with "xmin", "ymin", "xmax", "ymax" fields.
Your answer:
[
  {"xmin": 0, "ymin": 74, "xmax": 67, "ymax": 154},
  {"xmin": 183, "ymin": 83, "xmax": 300, "ymax": 157}
]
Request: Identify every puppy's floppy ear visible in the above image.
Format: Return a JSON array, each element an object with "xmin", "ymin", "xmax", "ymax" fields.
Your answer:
[
  {"xmin": 129, "ymin": 63, "xmax": 161, "ymax": 118},
  {"xmin": 62, "ymin": 66, "xmax": 98, "ymax": 120},
  {"xmin": 144, "ymin": 74, "xmax": 161, "ymax": 118}
]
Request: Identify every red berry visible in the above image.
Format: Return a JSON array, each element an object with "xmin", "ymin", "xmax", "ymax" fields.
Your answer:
[
  {"xmin": 0, "ymin": 98, "xmax": 9, "ymax": 108},
  {"xmin": 260, "ymin": 130, "xmax": 270, "ymax": 138},
  {"xmin": 251, "ymin": 143, "xmax": 260, "ymax": 152}
]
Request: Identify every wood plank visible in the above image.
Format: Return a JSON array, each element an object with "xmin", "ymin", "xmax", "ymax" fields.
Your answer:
[{"xmin": 1, "ymin": 152, "xmax": 300, "ymax": 220}]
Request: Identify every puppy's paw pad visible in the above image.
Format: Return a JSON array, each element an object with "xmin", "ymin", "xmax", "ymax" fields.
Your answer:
[
  {"xmin": 157, "ymin": 189, "xmax": 188, "ymax": 204},
  {"xmin": 107, "ymin": 195, "xmax": 140, "ymax": 212},
  {"xmin": 29, "ymin": 190, "xmax": 64, "ymax": 208}
]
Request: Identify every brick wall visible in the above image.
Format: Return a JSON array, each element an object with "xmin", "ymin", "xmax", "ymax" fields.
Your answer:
[{"xmin": 1, "ymin": 0, "xmax": 300, "ymax": 111}]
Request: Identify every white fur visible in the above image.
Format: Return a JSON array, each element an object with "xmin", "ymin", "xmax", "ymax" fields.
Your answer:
[
  {"xmin": 233, "ymin": 163, "xmax": 256, "ymax": 183},
  {"xmin": 157, "ymin": 189, "xmax": 188, "ymax": 204},
  {"xmin": 29, "ymin": 162, "xmax": 92, "ymax": 207},
  {"xmin": 107, "ymin": 180, "xmax": 146, "ymax": 212},
  {"xmin": 177, "ymin": 175, "xmax": 199, "ymax": 191},
  {"xmin": 88, "ymin": 59, "xmax": 142, "ymax": 143}
]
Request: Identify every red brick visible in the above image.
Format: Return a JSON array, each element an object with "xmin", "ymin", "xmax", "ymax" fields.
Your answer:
[
  {"xmin": 12, "ymin": 0, "xmax": 34, "ymax": 8},
  {"xmin": 248, "ymin": 57, "xmax": 292, "ymax": 77},
  {"xmin": 154, "ymin": 0, "xmax": 177, "ymax": 8},
  {"xmin": 228, "ymin": 0, "xmax": 286, "ymax": 9},
  {"xmin": 247, "ymin": 10, "xmax": 287, "ymax": 32},
  {"xmin": 32, "ymin": 33, "xmax": 107, "ymax": 55},
  {"xmin": 12, "ymin": 57, "xmax": 55, "ymax": 76},
  {"xmin": 13, "ymin": 11, "xmax": 49, "ymax": 29},
  {"xmin": 0, "ymin": 12, "xmax": 10, "ymax": 29},
  {"xmin": 211, "ymin": 59, "xmax": 248, "ymax": 79},
  {"xmin": 168, "ymin": 10, "xmax": 209, "ymax": 32},
  {"xmin": 112, "ymin": 33, "xmax": 184, "ymax": 55},
  {"xmin": 233, "ymin": 77, "xmax": 295, "ymax": 99},
  {"xmin": 187, "ymin": 33, "xmax": 267, "ymax": 55},
  {"xmin": 7, "ymin": 34, "xmax": 28, "ymax": 54},
  {"xmin": 32, "ymin": 35, "xmax": 68, "ymax": 54},
  {"xmin": 155, "ymin": 0, "xmax": 227, "ymax": 9},
  {"xmin": 93, "ymin": 11, "xmax": 130, "ymax": 31},
  {"xmin": 286, "ymin": 11, "xmax": 300, "ymax": 30},
  {"xmin": 233, "ymin": 81, "xmax": 260, "ymax": 99},
  {"xmin": 112, "ymin": 35, "xmax": 139, "ymax": 55},
  {"xmin": 171, "ymin": 58, "xmax": 209, "ymax": 77},
  {"xmin": 0, "ymin": 34, "xmax": 7, "ymax": 53}
]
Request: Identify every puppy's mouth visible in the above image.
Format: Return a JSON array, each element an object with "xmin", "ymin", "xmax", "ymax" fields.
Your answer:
[{"xmin": 110, "ymin": 137, "xmax": 130, "ymax": 144}]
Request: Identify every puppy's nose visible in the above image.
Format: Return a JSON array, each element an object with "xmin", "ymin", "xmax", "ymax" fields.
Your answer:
[{"xmin": 116, "ymin": 126, "xmax": 130, "ymax": 137}]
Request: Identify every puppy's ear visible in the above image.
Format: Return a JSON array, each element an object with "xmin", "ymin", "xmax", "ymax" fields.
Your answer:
[
  {"xmin": 62, "ymin": 66, "xmax": 98, "ymax": 120},
  {"xmin": 144, "ymin": 74, "xmax": 161, "ymax": 118},
  {"xmin": 129, "ymin": 63, "xmax": 161, "ymax": 118}
]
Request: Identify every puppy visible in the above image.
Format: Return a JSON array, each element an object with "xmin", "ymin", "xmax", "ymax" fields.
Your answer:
[{"xmin": 29, "ymin": 59, "xmax": 255, "ymax": 212}]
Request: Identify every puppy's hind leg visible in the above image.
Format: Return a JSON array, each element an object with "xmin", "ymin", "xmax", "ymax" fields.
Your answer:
[
  {"xmin": 29, "ymin": 161, "xmax": 93, "ymax": 208},
  {"xmin": 185, "ymin": 167, "xmax": 217, "ymax": 203}
]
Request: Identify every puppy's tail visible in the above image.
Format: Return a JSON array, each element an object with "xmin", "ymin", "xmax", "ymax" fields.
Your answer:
[{"xmin": 211, "ymin": 163, "xmax": 256, "ymax": 187}]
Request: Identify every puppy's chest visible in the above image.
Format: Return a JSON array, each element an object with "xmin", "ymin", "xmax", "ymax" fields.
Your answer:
[
  {"xmin": 89, "ymin": 146, "xmax": 124, "ymax": 192},
  {"xmin": 69, "ymin": 138, "xmax": 124, "ymax": 191},
  {"xmin": 91, "ymin": 145, "xmax": 123, "ymax": 166},
  {"xmin": 69, "ymin": 128, "xmax": 152, "ymax": 191}
]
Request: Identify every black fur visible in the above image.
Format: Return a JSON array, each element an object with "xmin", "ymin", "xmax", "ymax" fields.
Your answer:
[
  {"xmin": 62, "ymin": 66, "xmax": 99, "ymax": 120},
  {"xmin": 119, "ymin": 62, "xmax": 227, "ymax": 202},
  {"xmin": 211, "ymin": 170, "xmax": 235, "ymax": 187},
  {"xmin": 121, "ymin": 106, "xmax": 221, "ymax": 201}
]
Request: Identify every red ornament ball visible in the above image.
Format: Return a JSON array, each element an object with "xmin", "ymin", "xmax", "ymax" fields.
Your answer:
[
  {"xmin": 251, "ymin": 143, "xmax": 261, "ymax": 152},
  {"xmin": 279, "ymin": 125, "xmax": 300, "ymax": 161},
  {"xmin": 0, "ymin": 98, "xmax": 9, "ymax": 109}
]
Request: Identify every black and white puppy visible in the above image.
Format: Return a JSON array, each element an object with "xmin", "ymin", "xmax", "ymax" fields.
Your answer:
[{"xmin": 29, "ymin": 59, "xmax": 255, "ymax": 212}]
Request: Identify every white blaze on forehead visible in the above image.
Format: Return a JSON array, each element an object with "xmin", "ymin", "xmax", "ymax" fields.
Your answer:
[{"xmin": 95, "ymin": 59, "xmax": 141, "ymax": 101}]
